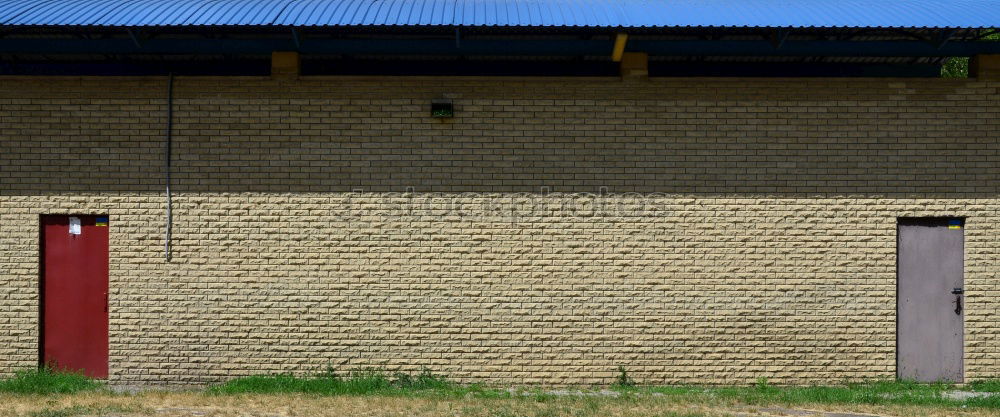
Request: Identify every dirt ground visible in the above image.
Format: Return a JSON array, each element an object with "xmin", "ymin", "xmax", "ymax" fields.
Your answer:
[{"xmin": 1, "ymin": 392, "xmax": 997, "ymax": 417}]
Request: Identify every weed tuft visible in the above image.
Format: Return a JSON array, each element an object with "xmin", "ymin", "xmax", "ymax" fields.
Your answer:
[
  {"xmin": 613, "ymin": 366, "xmax": 634, "ymax": 389},
  {"xmin": 754, "ymin": 377, "xmax": 776, "ymax": 393}
]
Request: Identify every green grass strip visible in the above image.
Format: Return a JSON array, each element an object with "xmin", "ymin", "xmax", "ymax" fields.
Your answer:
[
  {"xmin": 0, "ymin": 367, "xmax": 102, "ymax": 395},
  {"xmin": 208, "ymin": 368, "xmax": 499, "ymax": 398}
]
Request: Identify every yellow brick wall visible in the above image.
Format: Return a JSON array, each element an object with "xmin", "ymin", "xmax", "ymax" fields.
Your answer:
[{"xmin": 1, "ymin": 76, "xmax": 998, "ymax": 385}]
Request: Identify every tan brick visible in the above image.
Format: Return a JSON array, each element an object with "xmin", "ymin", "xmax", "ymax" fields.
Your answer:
[{"xmin": 0, "ymin": 76, "xmax": 998, "ymax": 386}]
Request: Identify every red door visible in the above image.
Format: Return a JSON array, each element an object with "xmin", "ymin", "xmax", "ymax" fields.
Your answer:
[{"xmin": 41, "ymin": 215, "xmax": 109, "ymax": 378}]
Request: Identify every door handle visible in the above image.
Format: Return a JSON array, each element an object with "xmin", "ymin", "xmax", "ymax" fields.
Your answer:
[{"xmin": 952, "ymin": 288, "xmax": 963, "ymax": 315}]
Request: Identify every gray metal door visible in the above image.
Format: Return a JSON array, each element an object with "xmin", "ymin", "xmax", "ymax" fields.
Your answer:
[{"xmin": 897, "ymin": 218, "xmax": 964, "ymax": 382}]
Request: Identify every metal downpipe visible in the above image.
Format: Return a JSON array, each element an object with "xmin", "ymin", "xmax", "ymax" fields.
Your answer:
[{"xmin": 164, "ymin": 74, "xmax": 173, "ymax": 261}]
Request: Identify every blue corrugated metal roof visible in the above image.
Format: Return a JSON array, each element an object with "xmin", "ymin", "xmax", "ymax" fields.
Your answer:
[{"xmin": 0, "ymin": 0, "xmax": 997, "ymax": 28}]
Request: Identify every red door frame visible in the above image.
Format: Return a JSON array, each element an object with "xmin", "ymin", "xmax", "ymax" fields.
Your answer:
[{"xmin": 39, "ymin": 214, "xmax": 109, "ymax": 379}]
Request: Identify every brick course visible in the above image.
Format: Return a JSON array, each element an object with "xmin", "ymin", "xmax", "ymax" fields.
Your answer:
[{"xmin": 1, "ymin": 76, "xmax": 998, "ymax": 385}]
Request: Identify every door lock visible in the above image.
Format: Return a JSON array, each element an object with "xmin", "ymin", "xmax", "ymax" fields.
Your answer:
[{"xmin": 953, "ymin": 288, "xmax": 964, "ymax": 315}]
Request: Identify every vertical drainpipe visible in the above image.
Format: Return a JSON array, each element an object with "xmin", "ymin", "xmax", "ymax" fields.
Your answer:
[{"xmin": 164, "ymin": 74, "xmax": 174, "ymax": 262}]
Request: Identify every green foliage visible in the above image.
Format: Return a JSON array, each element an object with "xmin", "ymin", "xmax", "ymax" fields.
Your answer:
[
  {"xmin": 208, "ymin": 368, "xmax": 1000, "ymax": 409},
  {"xmin": 754, "ymin": 377, "xmax": 776, "ymax": 393},
  {"xmin": 6, "ymin": 367, "xmax": 1000, "ymax": 415},
  {"xmin": 613, "ymin": 366, "xmax": 634, "ymax": 388},
  {"xmin": 209, "ymin": 367, "xmax": 470, "ymax": 396},
  {"xmin": 941, "ymin": 31, "xmax": 1000, "ymax": 78},
  {"xmin": 941, "ymin": 57, "xmax": 970, "ymax": 78},
  {"xmin": 0, "ymin": 367, "xmax": 102, "ymax": 395},
  {"xmin": 393, "ymin": 368, "xmax": 453, "ymax": 390},
  {"xmin": 965, "ymin": 395, "xmax": 1000, "ymax": 409},
  {"xmin": 969, "ymin": 378, "xmax": 1000, "ymax": 392}
]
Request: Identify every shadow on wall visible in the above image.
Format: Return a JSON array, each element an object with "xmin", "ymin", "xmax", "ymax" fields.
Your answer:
[{"xmin": 1, "ymin": 77, "xmax": 997, "ymax": 197}]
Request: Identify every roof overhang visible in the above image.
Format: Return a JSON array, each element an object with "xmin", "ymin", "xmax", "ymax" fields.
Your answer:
[
  {"xmin": 2, "ymin": 37, "xmax": 999, "ymax": 57},
  {"xmin": 2, "ymin": 0, "xmax": 998, "ymax": 29},
  {"xmin": 1, "ymin": 1, "xmax": 996, "ymax": 76}
]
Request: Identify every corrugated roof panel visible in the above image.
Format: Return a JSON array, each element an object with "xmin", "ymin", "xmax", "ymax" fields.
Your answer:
[
  {"xmin": 274, "ymin": 0, "xmax": 337, "ymax": 26},
  {"xmin": 392, "ymin": 0, "xmax": 421, "ymax": 25},
  {"xmin": 587, "ymin": 2, "xmax": 616, "ymax": 27},
  {"xmin": 553, "ymin": 1, "xmax": 586, "ymax": 27},
  {"xmin": 102, "ymin": 0, "xmax": 206, "ymax": 26},
  {"xmin": 376, "ymin": 0, "xmax": 407, "ymax": 25},
  {"xmin": 1, "ymin": 0, "xmax": 281, "ymax": 26},
  {"xmin": 359, "ymin": 0, "xmax": 390, "ymax": 25},
  {"xmin": 0, "ymin": 0, "xmax": 49, "ymax": 25},
  {"xmin": 340, "ymin": 0, "xmax": 368, "ymax": 25},
  {"xmin": 437, "ymin": 0, "xmax": 458, "ymax": 26},
  {"xmin": 415, "ymin": 0, "xmax": 434, "ymax": 25},
  {"xmin": 4, "ymin": 0, "xmax": 115, "ymax": 25},
  {"xmin": 476, "ymin": 1, "xmax": 493, "ymax": 26},
  {"xmin": 182, "ymin": 0, "xmax": 297, "ymax": 26},
  {"xmin": 394, "ymin": 0, "xmax": 420, "ymax": 25},
  {"xmin": 0, "ymin": 0, "xmax": 998, "ymax": 28}
]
